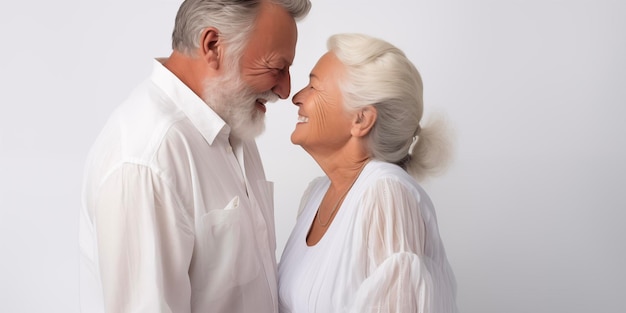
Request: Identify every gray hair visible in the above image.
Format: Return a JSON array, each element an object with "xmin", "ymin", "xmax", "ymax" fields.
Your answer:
[
  {"xmin": 327, "ymin": 33, "xmax": 453, "ymax": 181},
  {"xmin": 172, "ymin": 0, "xmax": 311, "ymax": 58}
]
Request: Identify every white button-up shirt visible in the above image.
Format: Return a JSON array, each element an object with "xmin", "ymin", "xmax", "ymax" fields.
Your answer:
[{"xmin": 80, "ymin": 59, "xmax": 277, "ymax": 313}]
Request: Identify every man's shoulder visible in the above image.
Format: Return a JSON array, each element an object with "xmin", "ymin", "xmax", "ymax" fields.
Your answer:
[
  {"xmin": 116, "ymin": 78, "xmax": 183, "ymax": 123},
  {"xmin": 89, "ymin": 79, "xmax": 191, "ymax": 165}
]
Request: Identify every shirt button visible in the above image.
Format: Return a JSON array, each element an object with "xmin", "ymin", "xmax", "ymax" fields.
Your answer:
[{"xmin": 226, "ymin": 146, "xmax": 232, "ymax": 153}]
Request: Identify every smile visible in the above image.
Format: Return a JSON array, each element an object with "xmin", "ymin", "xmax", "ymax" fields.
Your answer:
[
  {"xmin": 297, "ymin": 115, "xmax": 309, "ymax": 123},
  {"xmin": 256, "ymin": 99, "xmax": 267, "ymax": 113}
]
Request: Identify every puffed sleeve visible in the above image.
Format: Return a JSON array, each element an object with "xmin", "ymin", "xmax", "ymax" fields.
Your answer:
[
  {"xmin": 94, "ymin": 163, "xmax": 194, "ymax": 312},
  {"xmin": 350, "ymin": 252, "xmax": 433, "ymax": 313},
  {"xmin": 349, "ymin": 177, "xmax": 434, "ymax": 313}
]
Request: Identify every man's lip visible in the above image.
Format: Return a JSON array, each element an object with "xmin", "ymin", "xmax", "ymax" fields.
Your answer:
[{"xmin": 256, "ymin": 99, "xmax": 267, "ymax": 113}]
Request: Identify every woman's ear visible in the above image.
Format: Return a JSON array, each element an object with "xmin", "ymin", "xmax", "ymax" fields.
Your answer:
[
  {"xmin": 351, "ymin": 106, "xmax": 377, "ymax": 137},
  {"xmin": 199, "ymin": 27, "xmax": 221, "ymax": 70}
]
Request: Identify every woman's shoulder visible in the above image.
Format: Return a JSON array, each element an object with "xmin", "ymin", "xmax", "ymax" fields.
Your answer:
[
  {"xmin": 362, "ymin": 160, "xmax": 419, "ymax": 189},
  {"xmin": 307, "ymin": 175, "xmax": 330, "ymax": 190},
  {"xmin": 357, "ymin": 160, "xmax": 433, "ymax": 203},
  {"xmin": 299, "ymin": 175, "xmax": 330, "ymax": 202}
]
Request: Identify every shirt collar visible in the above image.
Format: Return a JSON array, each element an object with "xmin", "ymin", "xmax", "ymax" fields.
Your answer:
[{"xmin": 150, "ymin": 58, "xmax": 229, "ymax": 145}]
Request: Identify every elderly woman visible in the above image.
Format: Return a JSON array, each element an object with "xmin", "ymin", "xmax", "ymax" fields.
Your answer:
[{"xmin": 278, "ymin": 33, "xmax": 458, "ymax": 313}]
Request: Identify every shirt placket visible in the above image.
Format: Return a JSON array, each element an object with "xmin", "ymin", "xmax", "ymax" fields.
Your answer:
[{"xmin": 232, "ymin": 141, "xmax": 278, "ymax": 311}]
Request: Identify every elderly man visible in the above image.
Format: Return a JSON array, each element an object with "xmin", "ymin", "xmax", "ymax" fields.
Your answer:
[{"xmin": 79, "ymin": 0, "xmax": 311, "ymax": 312}]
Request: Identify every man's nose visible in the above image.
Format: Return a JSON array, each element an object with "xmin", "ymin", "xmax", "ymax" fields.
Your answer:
[{"xmin": 272, "ymin": 71, "xmax": 291, "ymax": 99}]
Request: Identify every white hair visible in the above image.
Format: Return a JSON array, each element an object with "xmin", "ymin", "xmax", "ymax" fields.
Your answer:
[
  {"xmin": 171, "ymin": 0, "xmax": 311, "ymax": 58},
  {"xmin": 327, "ymin": 33, "xmax": 453, "ymax": 181}
]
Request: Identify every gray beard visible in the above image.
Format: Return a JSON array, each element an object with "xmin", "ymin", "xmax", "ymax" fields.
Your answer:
[{"xmin": 202, "ymin": 70, "xmax": 275, "ymax": 140}]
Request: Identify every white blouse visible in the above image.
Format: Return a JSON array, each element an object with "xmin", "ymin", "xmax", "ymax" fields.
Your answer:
[{"xmin": 278, "ymin": 161, "xmax": 458, "ymax": 313}]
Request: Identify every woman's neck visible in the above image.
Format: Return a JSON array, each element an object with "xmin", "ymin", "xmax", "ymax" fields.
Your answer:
[{"xmin": 320, "ymin": 155, "xmax": 370, "ymax": 192}]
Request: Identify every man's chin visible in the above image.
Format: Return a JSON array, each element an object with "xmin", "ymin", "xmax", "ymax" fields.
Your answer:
[{"xmin": 230, "ymin": 118, "xmax": 266, "ymax": 141}]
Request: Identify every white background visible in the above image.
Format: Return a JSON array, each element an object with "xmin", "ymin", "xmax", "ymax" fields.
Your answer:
[{"xmin": 1, "ymin": 0, "xmax": 625, "ymax": 312}]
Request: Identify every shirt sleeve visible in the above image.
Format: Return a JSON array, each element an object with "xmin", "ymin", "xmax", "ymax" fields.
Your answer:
[
  {"xmin": 94, "ymin": 163, "xmax": 194, "ymax": 312},
  {"xmin": 350, "ymin": 177, "xmax": 434, "ymax": 313}
]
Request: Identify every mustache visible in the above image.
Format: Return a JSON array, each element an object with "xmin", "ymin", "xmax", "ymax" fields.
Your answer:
[{"xmin": 257, "ymin": 90, "xmax": 280, "ymax": 103}]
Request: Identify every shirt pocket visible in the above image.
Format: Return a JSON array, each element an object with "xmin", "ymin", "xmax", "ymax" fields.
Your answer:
[{"xmin": 199, "ymin": 196, "xmax": 261, "ymax": 290}]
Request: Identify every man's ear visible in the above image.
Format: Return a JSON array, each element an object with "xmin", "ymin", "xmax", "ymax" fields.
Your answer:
[
  {"xmin": 351, "ymin": 106, "xmax": 377, "ymax": 137},
  {"xmin": 200, "ymin": 27, "xmax": 221, "ymax": 70}
]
